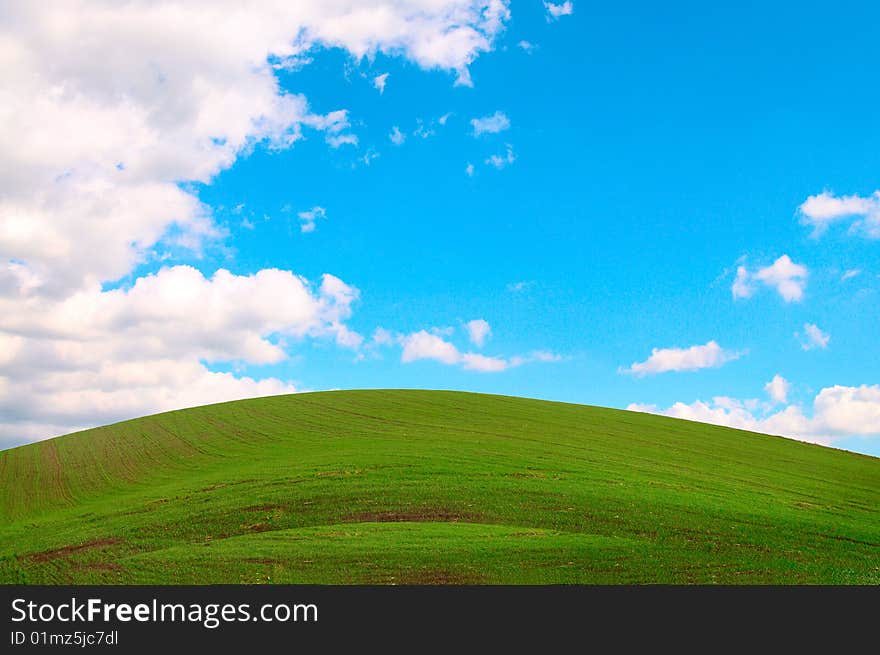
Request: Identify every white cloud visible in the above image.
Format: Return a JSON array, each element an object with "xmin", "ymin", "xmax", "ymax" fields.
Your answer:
[
  {"xmin": 465, "ymin": 163, "xmax": 475, "ymax": 177},
  {"xmin": 389, "ymin": 126, "xmax": 406, "ymax": 145},
  {"xmin": 622, "ymin": 340, "xmax": 741, "ymax": 376},
  {"xmin": 798, "ymin": 323, "xmax": 830, "ymax": 351},
  {"xmin": 371, "ymin": 327, "xmax": 394, "ymax": 346},
  {"xmin": 508, "ymin": 350, "xmax": 563, "ymax": 367},
  {"xmin": 1, "ymin": 1, "xmax": 513, "ymax": 444},
  {"xmin": 461, "ymin": 353, "xmax": 508, "ymax": 372},
  {"xmin": 373, "ymin": 72, "xmax": 390, "ymax": 94},
  {"xmin": 400, "ymin": 330, "xmax": 461, "ymax": 365},
  {"xmin": 544, "ymin": 2, "xmax": 574, "ymax": 21},
  {"xmin": 731, "ymin": 255, "xmax": 808, "ymax": 303},
  {"xmin": 326, "ymin": 133, "xmax": 359, "ymax": 148},
  {"xmin": 798, "ymin": 190, "xmax": 880, "ymax": 238},
  {"xmin": 359, "ymin": 150, "xmax": 380, "ymax": 166},
  {"xmin": 517, "ymin": 40, "xmax": 536, "ymax": 52},
  {"xmin": 765, "ymin": 374, "xmax": 790, "ymax": 404},
  {"xmin": 297, "ymin": 206, "xmax": 327, "ymax": 233},
  {"xmin": 485, "ymin": 144, "xmax": 516, "ymax": 169},
  {"xmin": 628, "ymin": 384, "xmax": 880, "ymax": 447},
  {"xmin": 1, "ymin": 1, "xmax": 510, "ymax": 293},
  {"xmin": 471, "ymin": 110, "xmax": 511, "ymax": 136},
  {"xmin": 0, "ymin": 266, "xmax": 362, "ymax": 447},
  {"xmin": 438, "ymin": 112, "xmax": 452, "ymax": 125},
  {"xmin": 731, "ymin": 266, "xmax": 753, "ymax": 300},
  {"xmin": 465, "ymin": 319, "xmax": 492, "ymax": 347},
  {"xmin": 842, "ymin": 269, "xmax": 861, "ymax": 281},
  {"xmin": 413, "ymin": 119, "xmax": 436, "ymax": 139},
  {"xmin": 398, "ymin": 329, "xmax": 560, "ymax": 374}
]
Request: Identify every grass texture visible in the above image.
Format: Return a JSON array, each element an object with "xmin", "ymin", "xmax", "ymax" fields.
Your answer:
[{"xmin": 1, "ymin": 390, "xmax": 878, "ymax": 584}]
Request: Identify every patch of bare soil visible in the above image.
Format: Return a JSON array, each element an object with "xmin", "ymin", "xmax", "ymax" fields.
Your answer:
[
  {"xmin": 392, "ymin": 569, "xmax": 485, "ymax": 585},
  {"xmin": 28, "ymin": 537, "xmax": 125, "ymax": 562},
  {"xmin": 344, "ymin": 508, "xmax": 481, "ymax": 523}
]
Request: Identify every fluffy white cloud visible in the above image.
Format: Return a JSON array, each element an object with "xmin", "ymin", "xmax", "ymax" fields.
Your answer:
[
  {"xmin": 397, "ymin": 329, "xmax": 560, "ymax": 373},
  {"xmin": 841, "ymin": 269, "xmax": 861, "ymax": 281},
  {"xmin": 470, "ymin": 110, "xmax": 511, "ymax": 136},
  {"xmin": 400, "ymin": 330, "xmax": 461, "ymax": 365},
  {"xmin": 798, "ymin": 190, "xmax": 880, "ymax": 238},
  {"xmin": 0, "ymin": 266, "xmax": 362, "ymax": 447},
  {"xmin": 622, "ymin": 341, "xmax": 742, "ymax": 376},
  {"xmin": 765, "ymin": 374, "xmax": 789, "ymax": 404},
  {"xmin": 628, "ymin": 384, "xmax": 880, "ymax": 447},
  {"xmin": 298, "ymin": 206, "xmax": 327, "ymax": 233},
  {"xmin": 373, "ymin": 72, "xmax": 390, "ymax": 94},
  {"xmin": 465, "ymin": 163, "xmax": 475, "ymax": 177},
  {"xmin": 0, "ymin": 1, "xmax": 512, "ymax": 444},
  {"xmin": 485, "ymin": 144, "xmax": 516, "ymax": 169},
  {"xmin": 465, "ymin": 319, "xmax": 492, "ymax": 347},
  {"xmin": 1, "ymin": 1, "xmax": 510, "ymax": 288},
  {"xmin": 0, "ymin": 366, "xmax": 300, "ymax": 450},
  {"xmin": 798, "ymin": 323, "xmax": 830, "ymax": 351},
  {"xmin": 544, "ymin": 2, "xmax": 574, "ymax": 21},
  {"xmin": 731, "ymin": 255, "xmax": 808, "ymax": 303}
]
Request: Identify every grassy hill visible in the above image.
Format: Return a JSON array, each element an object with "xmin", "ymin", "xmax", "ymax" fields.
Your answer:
[{"xmin": 1, "ymin": 389, "xmax": 878, "ymax": 584}]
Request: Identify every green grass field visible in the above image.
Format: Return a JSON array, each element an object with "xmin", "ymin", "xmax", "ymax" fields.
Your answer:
[{"xmin": 1, "ymin": 390, "xmax": 878, "ymax": 584}]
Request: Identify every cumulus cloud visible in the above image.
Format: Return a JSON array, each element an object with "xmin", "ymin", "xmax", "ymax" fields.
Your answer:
[
  {"xmin": 798, "ymin": 191, "xmax": 880, "ymax": 238},
  {"xmin": 465, "ymin": 163, "xmax": 475, "ymax": 177},
  {"xmin": 373, "ymin": 72, "xmax": 390, "ymax": 94},
  {"xmin": 731, "ymin": 255, "xmax": 808, "ymax": 303},
  {"xmin": 622, "ymin": 341, "xmax": 742, "ymax": 376},
  {"xmin": 765, "ymin": 375, "xmax": 790, "ymax": 404},
  {"xmin": 628, "ymin": 384, "xmax": 880, "ymax": 447},
  {"xmin": 298, "ymin": 206, "xmax": 327, "ymax": 233},
  {"xmin": 0, "ymin": 1, "xmax": 511, "ymax": 444},
  {"xmin": 544, "ymin": 2, "xmax": 574, "ymax": 21},
  {"xmin": 400, "ymin": 330, "xmax": 461, "ymax": 365},
  {"xmin": 0, "ymin": 266, "xmax": 362, "ymax": 448},
  {"xmin": 397, "ymin": 330, "xmax": 560, "ymax": 373},
  {"xmin": 471, "ymin": 110, "xmax": 511, "ymax": 136},
  {"xmin": 1, "ymin": 0, "xmax": 511, "ymax": 291},
  {"xmin": 465, "ymin": 319, "xmax": 492, "ymax": 347},
  {"xmin": 798, "ymin": 323, "xmax": 830, "ymax": 351}
]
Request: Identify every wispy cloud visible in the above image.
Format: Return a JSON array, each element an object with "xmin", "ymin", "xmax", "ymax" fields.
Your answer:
[
  {"xmin": 389, "ymin": 126, "xmax": 406, "ymax": 145},
  {"xmin": 298, "ymin": 206, "xmax": 326, "ymax": 233},
  {"xmin": 373, "ymin": 72, "xmax": 389, "ymax": 94},
  {"xmin": 797, "ymin": 323, "xmax": 830, "ymax": 351},
  {"xmin": 485, "ymin": 144, "xmax": 516, "ymax": 169}
]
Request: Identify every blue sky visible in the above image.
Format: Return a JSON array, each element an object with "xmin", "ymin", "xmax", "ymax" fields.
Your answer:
[{"xmin": 2, "ymin": 1, "xmax": 878, "ymax": 455}]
